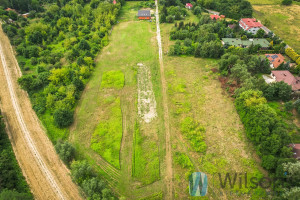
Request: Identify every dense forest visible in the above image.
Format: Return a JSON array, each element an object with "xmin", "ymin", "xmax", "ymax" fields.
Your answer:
[
  {"xmin": 0, "ymin": 0, "xmax": 43, "ymax": 12},
  {"xmin": 0, "ymin": 111, "xmax": 33, "ymax": 200}
]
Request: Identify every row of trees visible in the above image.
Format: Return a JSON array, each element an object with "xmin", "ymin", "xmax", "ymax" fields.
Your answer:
[
  {"xmin": 55, "ymin": 140, "xmax": 117, "ymax": 199},
  {"xmin": 0, "ymin": 112, "xmax": 33, "ymax": 199},
  {"xmin": 197, "ymin": 0, "xmax": 253, "ymax": 20},
  {"xmin": 286, "ymin": 47, "xmax": 300, "ymax": 65},
  {"xmin": 235, "ymin": 90, "xmax": 299, "ymax": 198},
  {"xmin": 1, "ymin": 0, "xmax": 121, "ymax": 129}
]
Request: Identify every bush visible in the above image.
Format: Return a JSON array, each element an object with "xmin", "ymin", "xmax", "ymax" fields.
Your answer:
[
  {"xmin": 284, "ymin": 101, "xmax": 293, "ymax": 111},
  {"xmin": 53, "ymin": 108, "xmax": 73, "ymax": 128},
  {"xmin": 282, "ymin": 0, "xmax": 292, "ymax": 5},
  {"xmin": 166, "ymin": 15, "xmax": 174, "ymax": 23},
  {"xmin": 55, "ymin": 140, "xmax": 75, "ymax": 165}
]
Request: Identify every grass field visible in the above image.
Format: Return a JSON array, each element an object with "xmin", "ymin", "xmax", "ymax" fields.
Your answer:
[
  {"xmin": 160, "ymin": 18, "xmax": 267, "ymax": 198},
  {"xmin": 250, "ymin": 3, "xmax": 300, "ymax": 53},
  {"xmin": 70, "ymin": 2, "xmax": 164, "ymax": 197}
]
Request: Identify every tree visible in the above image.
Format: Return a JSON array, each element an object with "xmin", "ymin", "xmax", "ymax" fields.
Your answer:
[
  {"xmin": 255, "ymin": 29, "xmax": 265, "ymax": 38},
  {"xmin": 81, "ymin": 177, "xmax": 106, "ymax": 198},
  {"xmin": 282, "ymin": 162, "xmax": 300, "ymax": 185},
  {"xmin": 166, "ymin": 15, "xmax": 174, "ymax": 23},
  {"xmin": 71, "ymin": 160, "xmax": 94, "ymax": 185},
  {"xmin": 0, "ymin": 189, "xmax": 32, "ymax": 200},
  {"xmin": 53, "ymin": 107, "xmax": 73, "ymax": 128},
  {"xmin": 55, "ymin": 140, "xmax": 75, "ymax": 165},
  {"xmin": 262, "ymin": 155, "xmax": 277, "ymax": 170},
  {"xmin": 193, "ymin": 6, "xmax": 201, "ymax": 15},
  {"xmin": 282, "ymin": 0, "xmax": 292, "ymax": 5}
]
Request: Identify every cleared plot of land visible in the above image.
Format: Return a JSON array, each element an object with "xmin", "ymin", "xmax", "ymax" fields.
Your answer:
[
  {"xmin": 248, "ymin": 0, "xmax": 281, "ymax": 5},
  {"xmin": 71, "ymin": 2, "xmax": 163, "ymax": 197},
  {"xmin": 160, "ymin": 22, "xmax": 267, "ymax": 199},
  {"xmin": 252, "ymin": 4, "xmax": 300, "ymax": 52}
]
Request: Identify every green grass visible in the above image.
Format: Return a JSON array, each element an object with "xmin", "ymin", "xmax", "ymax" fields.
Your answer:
[
  {"xmin": 132, "ymin": 122, "xmax": 160, "ymax": 185},
  {"xmin": 70, "ymin": 1, "xmax": 162, "ymax": 196},
  {"xmin": 180, "ymin": 117, "xmax": 207, "ymax": 153},
  {"xmin": 101, "ymin": 70, "xmax": 125, "ymax": 89},
  {"xmin": 138, "ymin": 192, "xmax": 163, "ymax": 200},
  {"xmin": 174, "ymin": 152, "xmax": 193, "ymax": 169},
  {"xmin": 91, "ymin": 96, "xmax": 122, "ymax": 169},
  {"xmin": 252, "ymin": 4, "xmax": 300, "ymax": 53}
]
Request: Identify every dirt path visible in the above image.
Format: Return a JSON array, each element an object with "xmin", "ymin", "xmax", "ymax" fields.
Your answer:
[
  {"xmin": 0, "ymin": 24, "xmax": 82, "ymax": 200},
  {"xmin": 155, "ymin": 1, "xmax": 173, "ymax": 199}
]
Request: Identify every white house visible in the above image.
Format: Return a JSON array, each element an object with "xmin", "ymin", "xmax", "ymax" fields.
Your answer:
[{"xmin": 239, "ymin": 18, "xmax": 263, "ymax": 35}]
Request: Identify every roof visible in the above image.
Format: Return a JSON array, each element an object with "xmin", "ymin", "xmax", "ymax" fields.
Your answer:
[
  {"xmin": 271, "ymin": 70, "xmax": 300, "ymax": 91},
  {"xmin": 239, "ymin": 18, "xmax": 263, "ymax": 30},
  {"xmin": 186, "ymin": 3, "xmax": 193, "ymax": 7},
  {"xmin": 210, "ymin": 15, "xmax": 220, "ymax": 20},
  {"xmin": 206, "ymin": 9, "xmax": 220, "ymax": 15},
  {"xmin": 265, "ymin": 54, "xmax": 285, "ymax": 68},
  {"xmin": 113, "ymin": 0, "xmax": 116, "ymax": 4},
  {"xmin": 222, "ymin": 38, "xmax": 270, "ymax": 48},
  {"xmin": 261, "ymin": 26, "xmax": 272, "ymax": 34},
  {"xmin": 5, "ymin": 8, "xmax": 16, "ymax": 12},
  {"xmin": 220, "ymin": 15, "xmax": 225, "ymax": 18},
  {"xmin": 138, "ymin": 10, "xmax": 151, "ymax": 17},
  {"xmin": 228, "ymin": 24, "xmax": 236, "ymax": 29},
  {"xmin": 289, "ymin": 144, "xmax": 300, "ymax": 159}
]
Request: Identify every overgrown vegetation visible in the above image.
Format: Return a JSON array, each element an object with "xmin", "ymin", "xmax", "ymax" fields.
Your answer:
[
  {"xmin": 132, "ymin": 122, "xmax": 160, "ymax": 185},
  {"xmin": 91, "ymin": 96, "xmax": 122, "ymax": 169},
  {"xmin": 101, "ymin": 70, "xmax": 125, "ymax": 89},
  {"xmin": 0, "ymin": 111, "xmax": 32, "ymax": 199}
]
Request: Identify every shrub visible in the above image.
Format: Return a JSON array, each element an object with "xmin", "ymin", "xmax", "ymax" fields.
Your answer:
[
  {"xmin": 282, "ymin": 0, "xmax": 292, "ymax": 5},
  {"xmin": 55, "ymin": 140, "xmax": 75, "ymax": 165},
  {"xmin": 53, "ymin": 108, "xmax": 73, "ymax": 128}
]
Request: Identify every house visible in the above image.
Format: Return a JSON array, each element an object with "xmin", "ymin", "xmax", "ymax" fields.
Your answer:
[
  {"xmin": 289, "ymin": 144, "xmax": 300, "ymax": 160},
  {"xmin": 261, "ymin": 26, "xmax": 272, "ymax": 35},
  {"xmin": 5, "ymin": 8, "xmax": 17, "ymax": 13},
  {"xmin": 210, "ymin": 15, "xmax": 220, "ymax": 20},
  {"xmin": 265, "ymin": 54, "xmax": 285, "ymax": 69},
  {"xmin": 206, "ymin": 9, "xmax": 219, "ymax": 15},
  {"xmin": 186, "ymin": 3, "xmax": 193, "ymax": 9},
  {"xmin": 239, "ymin": 18, "xmax": 263, "ymax": 35},
  {"xmin": 137, "ymin": 10, "xmax": 151, "ymax": 20},
  {"xmin": 220, "ymin": 15, "xmax": 225, "ymax": 18},
  {"xmin": 222, "ymin": 38, "xmax": 270, "ymax": 49},
  {"xmin": 113, "ymin": 0, "xmax": 117, "ymax": 4},
  {"xmin": 270, "ymin": 70, "xmax": 300, "ymax": 91},
  {"xmin": 22, "ymin": 13, "xmax": 30, "ymax": 18}
]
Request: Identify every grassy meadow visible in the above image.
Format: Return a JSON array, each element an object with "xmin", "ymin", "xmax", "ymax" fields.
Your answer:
[
  {"xmin": 160, "ymin": 15, "xmax": 267, "ymax": 198},
  {"xmin": 249, "ymin": 0, "xmax": 300, "ymax": 53},
  {"xmin": 70, "ymin": 2, "xmax": 164, "ymax": 197}
]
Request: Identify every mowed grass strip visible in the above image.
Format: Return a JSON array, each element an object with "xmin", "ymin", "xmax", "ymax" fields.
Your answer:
[
  {"xmin": 91, "ymin": 96, "xmax": 122, "ymax": 169},
  {"xmin": 132, "ymin": 122, "xmax": 160, "ymax": 185}
]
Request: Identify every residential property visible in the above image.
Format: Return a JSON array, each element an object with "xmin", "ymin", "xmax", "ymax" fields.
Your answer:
[
  {"xmin": 239, "ymin": 18, "xmax": 263, "ymax": 35},
  {"xmin": 260, "ymin": 26, "xmax": 272, "ymax": 35},
  {"xmin": 265, "ymin": 54, "xmax": 285, "ymax": 69},
  {"xmin": 206, "ymin": 9, "xmax": 219, "ymax": 15},
  {"xmin": 210, "ymin": 15, "xmax": 220, "ymax": 20},
  {"xmin": 222, "ymin": 38, "xmax": 270, "ymax": 49},
  {"xmin": 228, "ymin": 24, "xmax": 236, "ymax": 29},
  {"xmin": 220, "ymin": 15, "xmax": 225, "ymax": 18},
  {"xmin": 5, "ymin": 8, "xmax": 17, "ymax": 13},
  {"xmin": 137, "ymin": 10, "xmax": 151, "ymax": 20},
  {"xmin": 270, "ymin": 70, "xmax": 300, "ymax": 91},
  {"xmin": 289, "ymin": 144, "xmax": 300, "ymax": 160},
  {"xmin": 113, "ymin": 0, "xmax": 117, "ymax": 5},
  {"xmin": 185, "ymin": 3, "xmax": 193, "ymax": 9},
  {"xmin": 22, "ymin": 13, "xmax": 30, "ymax": 18}
]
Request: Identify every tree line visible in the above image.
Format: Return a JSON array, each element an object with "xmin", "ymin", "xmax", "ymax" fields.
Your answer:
[{"xmin": 0, "ymin": 111, "xmax": 33, "ymax": 200}]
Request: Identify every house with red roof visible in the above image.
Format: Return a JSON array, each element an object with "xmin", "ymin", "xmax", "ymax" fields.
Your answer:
[
  {"xmin": 239, "ymin": 18, "xmax": 263, "ymax": 35},
  {"xmin": 270, "ymin": 70, "xmax": 300, "ymax": 91},
  {"xmin": 5, "ymin": 8, "xmax": 17, "ymax": 13},
  {"xmin": 186, "ymin": 3, "xmax": 193, "ymax": 9},
  {"xmin": 289, "ymin": 144, "xmax": 300, "ymax": 160},
  {"xmin": 265, "ymin": 54, "xmax": 285, "ymax": 69},
  {"xmin": 210, "ymin": 15, "xmax": 220, "ymax": 20},
  {"xmin": 113, "ymin": 0, "xmax": 117, "ymax": 5}
]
